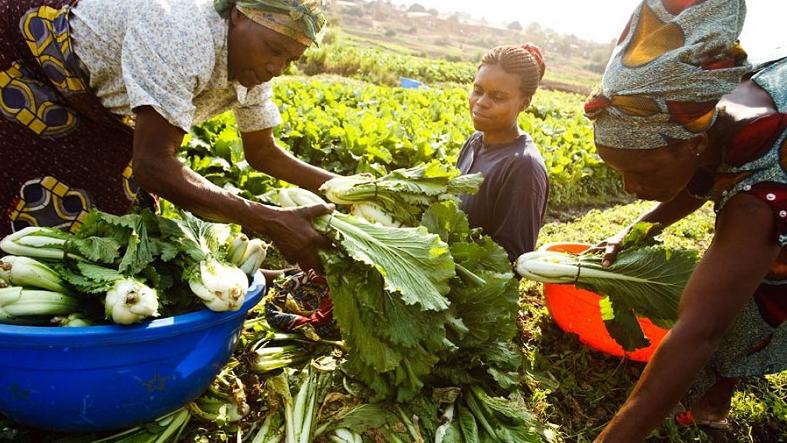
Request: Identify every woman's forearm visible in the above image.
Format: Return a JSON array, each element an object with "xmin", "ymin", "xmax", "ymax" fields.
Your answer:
[
  {"xmin": 257, "ymin": 145, "xmax": 336, "ymax": 191},
  {"xmin": 598, "ymin": 194, "xmax": 780, "ymax": 441},
  {"xmin": 133, "ymin": 153, "xmax": 266, "ymax": 227},
  {"xmin": 596, "ymin": 324, "xmax": 719, "ymax": 442},
  {"xmin": 130, "ymin": 107, "xmax": 334, "ymax": 272},
  {"xmin": 637, "ymin": 189, "xmax": 706, "ymax": 229},
  {"xmin": 241, "ymin": 128, "xmax": 337, "ymax": 192}
]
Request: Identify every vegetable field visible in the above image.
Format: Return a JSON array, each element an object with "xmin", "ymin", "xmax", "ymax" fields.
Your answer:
[
  {"xmin": 184, "ymin": 76, "xmax": 625, "ymax": 210},
  {"xmin": 2, "ymin": 73, "xmax": 785, "ymax": 443}
]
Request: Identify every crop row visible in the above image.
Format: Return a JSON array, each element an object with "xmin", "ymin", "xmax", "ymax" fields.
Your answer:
[{"xmin": 182, "ymin": 77, "xmax": 625, "ymax": 209}]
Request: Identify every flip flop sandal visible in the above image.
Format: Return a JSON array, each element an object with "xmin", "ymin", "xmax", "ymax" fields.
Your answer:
[{"xmin": 674, "ymin": 409, "xmax": 730, "ymax": 430}]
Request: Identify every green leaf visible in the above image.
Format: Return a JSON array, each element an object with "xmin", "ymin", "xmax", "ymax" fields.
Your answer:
[
  {"xmin": 620, "ymin": 221, "xmax": 663, "ymax": 249},
  {"xmin": 458, "ymin": 402, "xmax": 480, "ymax": 443},
  {"xmin": 73, "ymin": 210, "xmax": 154, "ymax": 275},
  {"xmin": 421, "ymin": 201, "xmax": 471, "ymax": 244},
  {"xmin": 600, "ymin": 296, "xmax": 650, "ymax": 352},
  {"xmin": 69, "ymin": 236, "xmax": 121, "ymax": 264},
  {"xmin": 333, "ymin": 404, "xmax": 393, "ymax": 433},
  {"xmin": 466, "ymin": 386, "xmax": 548, "ymax": 443},
  {"xmin": 324, "ymin": 254, "xmax": 405, "ymax": 373},
  {"xmin": 56, "ymin": 262, "xmax": 122, "ymax": 294},
  {"xmin": 579, "ymin": 246, "xmax": 696, "ymax": 324},
  {"xmin": 327, "ymin": 212, "xmax": 455, "ymax": 311}
]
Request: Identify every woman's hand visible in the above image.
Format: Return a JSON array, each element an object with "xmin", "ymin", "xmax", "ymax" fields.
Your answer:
[
  {"xmin": 245, "ymin": 203, "xmax": 335, "ymax": 272},
  {"xmin": 586, "ymin": 227, "xmax": 631, "ymax": 267}
]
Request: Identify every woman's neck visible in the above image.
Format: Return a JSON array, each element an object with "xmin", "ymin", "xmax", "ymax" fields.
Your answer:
[{"xmin": 481, "ymin": 125, "xmax": 521, "ymax": 146}]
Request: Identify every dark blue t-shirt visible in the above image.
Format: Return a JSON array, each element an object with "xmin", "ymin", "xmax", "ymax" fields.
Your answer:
[{"xmin": 456, "ymin": 131, "xmax": 549, "ymax": 261}]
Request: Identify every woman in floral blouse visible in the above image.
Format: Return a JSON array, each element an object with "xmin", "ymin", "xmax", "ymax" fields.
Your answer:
[
  {"xmin": 0, "ymin": 0, "xmax": 335, "ymax": 271},
  {"xmin": 583, "ymin": 0, "xmax": 786, "ymax": 441}
]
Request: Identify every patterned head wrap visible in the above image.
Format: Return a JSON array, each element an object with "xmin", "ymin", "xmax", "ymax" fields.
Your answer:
[
  {"xmin": 584, "ymin": 0, "xmax": 750, "ymax": 150},
  {"xmin": 214, "ymin": 0, "xmax": 326, "ymax": 46}
]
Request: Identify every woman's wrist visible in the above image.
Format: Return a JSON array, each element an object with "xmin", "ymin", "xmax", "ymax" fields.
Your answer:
[{"xmin": 230, "ymin": 198, "xmax": 280, "ymax": 237}]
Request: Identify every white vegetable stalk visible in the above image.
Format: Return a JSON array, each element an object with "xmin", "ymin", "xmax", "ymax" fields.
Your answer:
[
  {"xmin": 189, "ymin": 393, "xmax": 248, "ymax": 425},
  {"xmin": 0, "ymin": 226, "xmax": 71, "ymax": 260},
  {"xmin": 226, "ymin": 234, "xmax": 267, "ymax": 276},
  {"xmin": 0, "ymin": 286, "xmax": 79, "ymax": 322},
  {"xmin": 252, "ymin": 345, "xmax": 309, "ymax": 373},
  {"xmin": 239, "ymin": 239, "xmax": 267, "ymax": 276},
  {"xmin": 434, "ymin": 402, "xmax": 456, "ymax": 443},
  {"xmin": 514, "ymin": 250, "xmax": 658, "ymax": 284},
  {"xmin": 279, "ymin": 187, "xmax": 328, "ymax": 209},
  {"xmin": 209, "ymin": 223, "xmax": 233, "ymax": 251},
  {"xmin": 279, "ymin": 188, "xmax": 333, "ymax": 232},
  {"xmin": 104, "ymin": 278, "xmax": 160, "ymax": 325},
  {"xmin": 320, "ymin": 175, "xmax": 373, "ymax": 205},
  {"xmin": 0, "ymin": 256, "xmax": 71, "ymax": 293},
  {"xmin": 188, "ymin": 258, "xmax": 249, "ymax": 312},
  {"xmin": 351, "ymin": 203, "xmax": 401, "ymax": 227},
  {"xmin": 52, "ymin": 313, "xmax": 93, "ymax": 327},
  {"xmin": 329, "ymin": 428, "xmax": 363, "ymax": 443},
  {"xmin": 227, "ymin": 233, "xmax": 250, "ymax": 265}
]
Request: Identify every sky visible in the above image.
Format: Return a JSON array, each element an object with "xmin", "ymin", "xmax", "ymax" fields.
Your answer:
[{"xmin": 391, "ymin": 0, "xmax": 786, "ymax": 62}]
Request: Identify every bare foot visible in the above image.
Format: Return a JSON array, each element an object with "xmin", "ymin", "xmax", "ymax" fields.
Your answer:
[{"xmin": 690, "ymin": 377, "xmax": 738, "ymax": 424}]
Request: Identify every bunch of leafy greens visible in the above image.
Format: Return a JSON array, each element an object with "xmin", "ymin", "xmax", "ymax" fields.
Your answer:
[
  {"xmin": 279, "ymin": 187, "xmax": 457, "ymax": 401},
  {"xmin": 422, "ymin": 201, "xmax": 523, "ymax": 392},
  {"xmin": 320, "ymin": 161, "xmax": 483, "ymax": 226},
  {"xmin": 515, "ymin": 222, "xmax": 698, "ymax": 351},
  {"xmin": 279, "ymin": 170, "xmax": 525, "ymax": 402},
  {"xmin": 0, "ymin": 208, "xmax": 252, "ymax": 324}
]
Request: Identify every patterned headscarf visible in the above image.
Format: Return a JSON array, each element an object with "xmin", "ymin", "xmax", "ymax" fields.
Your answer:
[
  {"xmin": 214, "ymin": 0, "xmax": 326, "ymax": 46},
  {"xmin": 584, "ymin": 0, "xmax": 750, "ymax": 150}
]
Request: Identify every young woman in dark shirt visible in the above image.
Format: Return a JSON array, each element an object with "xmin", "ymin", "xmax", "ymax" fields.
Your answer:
[{"xmin": 456, "ymin": 44, "xmax": 550, "ymax": 261}]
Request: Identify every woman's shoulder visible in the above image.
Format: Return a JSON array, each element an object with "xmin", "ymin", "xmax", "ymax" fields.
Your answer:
[
  {"xmin": 128, "ymin": 0, "xmax": 217, "ymax": 50},
  {"xmin": 457, "ymin": 131, "xmax": 483, "ymax": 156},
  {"xmin": 751, "ymin": 56, "xmax": 787, "ymax": 112},
  {"xmin": 510, "ymin": 134, "xmax": 546, "ymax": 168},
  {"xmin": 495, "ymin": 136, "xmax": 548, "ymax": 184}
]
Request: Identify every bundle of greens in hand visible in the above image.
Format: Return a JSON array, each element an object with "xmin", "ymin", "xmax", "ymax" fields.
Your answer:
[
  {"xmin": 515, "ymin": 222, "xmax": 698, "ymax": 351},
  {"xmin": 320, "ymin": 161, "xmax": 483, "ymax": 227},
  {"xmin": 277, "ymin": 162, "xmax": 554, "ymax": 441}
]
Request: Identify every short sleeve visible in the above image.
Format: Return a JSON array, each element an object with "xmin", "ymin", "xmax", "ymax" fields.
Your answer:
[
  {"xmin": 490, "ymin": 154, "xmax": 549, "ymax": 259},
  {"xmin": 742, "ymin": 183, "xmax": 787, "ymax": 247},
  {"xmin": 233, "ymin": 82, "xmax": 282, "ymax": 133},
  {"xmin": 121, "ymin": 3, "xmax": 214, "ymax": 132}
]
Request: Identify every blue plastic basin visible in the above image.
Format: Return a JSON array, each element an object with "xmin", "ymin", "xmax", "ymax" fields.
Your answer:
[
  {"xmin": 0, "ymin": 273, "xmax": 266, "ymax": 432},
  {"xmin": 399, "ymin": 77, "xmax": 424, "ymax": 89}
]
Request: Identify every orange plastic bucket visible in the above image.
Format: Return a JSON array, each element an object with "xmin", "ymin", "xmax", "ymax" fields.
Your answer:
[{"xmin": 539, "ymin": 242, "xmax": 668, "ymax": 362}]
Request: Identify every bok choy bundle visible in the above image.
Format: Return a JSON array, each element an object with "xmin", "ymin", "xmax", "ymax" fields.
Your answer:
[
  {"xmin": 320, "ymin": 161, "xmax": 482, "ymax": 227},
  {"xmin": 279, "ymin": 187, "xmax": 456, "ymax": 400},
  {"xmin": 515, "ymin": 223, "xmax": 698, "ymax": 351},
  {"xmin": 0, "ymin": 208, "xmax": 265, "ymax": 326},
  {"xmin": 278, "ymin": 181, "xmax": 528, "ymax": 404}
]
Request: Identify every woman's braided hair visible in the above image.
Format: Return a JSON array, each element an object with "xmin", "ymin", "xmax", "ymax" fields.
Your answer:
[{"xmin": 480, "ymin": 43, "xmax": 545, "ymax": 98}]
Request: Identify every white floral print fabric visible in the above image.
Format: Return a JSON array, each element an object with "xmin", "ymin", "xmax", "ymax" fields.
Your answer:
[{"xmin": 69, "ymin": 0, "xmax": 282, "ymax": 133}]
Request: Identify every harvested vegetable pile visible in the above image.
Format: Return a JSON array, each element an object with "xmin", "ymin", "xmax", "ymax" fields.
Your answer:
[
  {"xmin": 0, "ymin": 209, "xmax": 267, "ymax": 325},
  {"xmin": 1, "ymin": 163, "xmax": 559, "ymax": 442}
]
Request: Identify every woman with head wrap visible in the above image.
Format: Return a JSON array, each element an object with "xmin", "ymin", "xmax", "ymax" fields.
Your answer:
[
  {"xmin": 585, "ymin": 0, "xmax": 786, "ymax": 440},
  {"xmin": 456, "ymin": 43, "xmax": 550, "ymax": 261},
  {"xmin": 0, "ymin": 0, "xmax": 334, "ymax": 271}
]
